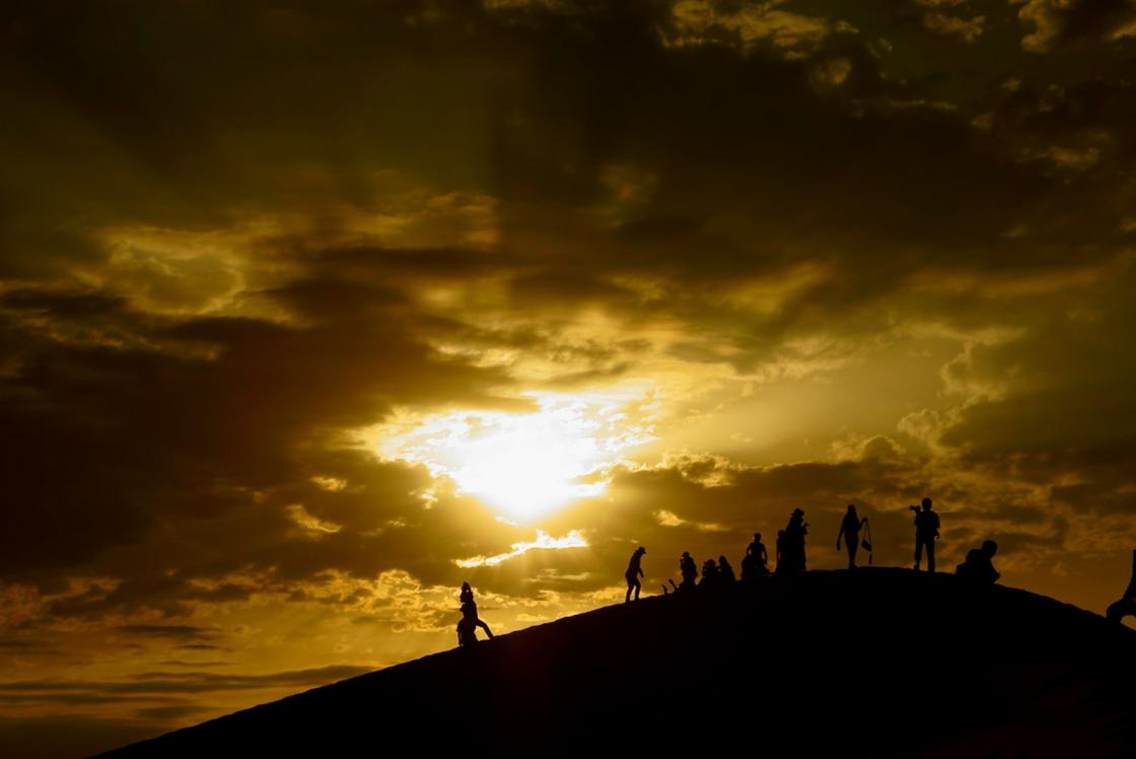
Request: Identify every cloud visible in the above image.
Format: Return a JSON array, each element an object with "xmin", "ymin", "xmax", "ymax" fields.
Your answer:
[
  {"xmin": 115, "ymin": 626, "xmax": 220, "ymax": 642},
  {"xmin": 2, "ymin": 4, "xmax": 1136, "ymax": 752},
  {"xmin": 455, "ymin": 529, "xmax": 588, "ymax": 567},
  {"xmin": 0, "ymin": 665, "xmax": 371, "ymax": 700},
  {"xmin": 0, "ymin": 714, "xmax": 159, "ymax": 759},
  {"xmin": 1016, "ymin": 0, "xmax": 1136, "ymax": 52},
  {"xmin": 666, "ymin": 0, "xmax": 856, "ymax": 59},
  {"xmin": 921, "ymin": 9, "xmax": 985, "ymax": 42}
]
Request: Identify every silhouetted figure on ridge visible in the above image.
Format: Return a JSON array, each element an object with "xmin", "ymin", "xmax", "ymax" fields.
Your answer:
[
  {"xmin": 742, "ymin": 532, "xmax": 770, "ymax": 581},
  {"xmin": 955, "ymin": 540, "xmax": 999, "ymax": 586},
  {"xmin": 625, "ymin": 546, "xmax": 647, "ymax": 603},
  {"xmin": 836, "ymin": 504, "xmax": 869, "ymax": 570},
  {"xmin": 1107, "ymin": 549, "xmax": 1136, "ymax": 623},
  {"xmin": 718, "ymin": 555, "xmax": 736, "ymax": 584},
  {"xmin": 679, "ymin": 551, "xmax": 698, "ymax": 590},
  {"xmin": 777, "ymin": 509, "xmax": 808, "ymax": 576},
  {"xmin": 700, "ymin": 558, "xmax": 720, "ymax": 589},
  {"xmin": 912, "ymin": 498, "xmax": 940, "ymax": 572},
  {"xmin": 457, "ymin": 582, "xmax": 493, "ymax": 647},
  {"xmin": 747, "ymin": 532, "xmax": 769, "ymax": 567}
]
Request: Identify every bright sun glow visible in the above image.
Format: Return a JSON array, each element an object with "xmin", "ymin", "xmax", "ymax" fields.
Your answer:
[{"xmin": 377, "ymin": 389, "xmax": 657, "ymax": 520}]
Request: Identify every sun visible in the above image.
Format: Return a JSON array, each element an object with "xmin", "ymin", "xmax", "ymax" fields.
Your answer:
[{"xmin": 376, "ymin": 390, "xmax": 655, "ymax": 520}]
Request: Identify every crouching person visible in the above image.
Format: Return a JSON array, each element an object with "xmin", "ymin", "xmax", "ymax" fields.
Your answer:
[{"xmin": 955, "ymin": 540, "xmax": 1000, "ymax": 586}]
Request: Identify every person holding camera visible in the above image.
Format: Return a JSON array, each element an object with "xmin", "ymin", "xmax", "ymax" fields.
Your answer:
[{"xmin": 911, "ymin": 497, "xmax": 940, "ymax": 572}]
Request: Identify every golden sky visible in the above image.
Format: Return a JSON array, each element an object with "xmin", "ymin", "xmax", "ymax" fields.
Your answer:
[{"xmin": 4, "ymin": 0, "xmax": 1136, "ymax": 754}]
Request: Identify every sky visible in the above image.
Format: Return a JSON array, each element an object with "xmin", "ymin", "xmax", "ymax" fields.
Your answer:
[{"xmin": 3, "ymin": 0, "xmax": 1136, "ymax": 754}]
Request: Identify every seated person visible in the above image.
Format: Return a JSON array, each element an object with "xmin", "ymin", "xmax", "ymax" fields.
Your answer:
[{"xmin": 955, "ymin": 540, "xmax": 1000, "ymax": 585}]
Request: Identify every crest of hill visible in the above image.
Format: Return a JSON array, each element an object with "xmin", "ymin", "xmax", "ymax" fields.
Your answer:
[{"xmin": 101, "ymin": 568, "xmax": 1136, "ymax": 758}]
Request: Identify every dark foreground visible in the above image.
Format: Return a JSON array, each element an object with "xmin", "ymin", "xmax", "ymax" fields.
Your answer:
[{"xmin": 100, "ymin": 569, "xmax": 1136, "ymax": 758}]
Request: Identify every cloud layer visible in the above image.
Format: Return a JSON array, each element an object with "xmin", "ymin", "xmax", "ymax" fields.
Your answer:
[{"xmin": 3, "ymin": 1, "xmax": 1136, "ymax": 754}]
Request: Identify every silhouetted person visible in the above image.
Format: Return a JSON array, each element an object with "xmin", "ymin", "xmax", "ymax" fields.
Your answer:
[
  {"xmin": 836, "ymin": 504, "xmax": 868, "ymax": 570},
  {"xmin": 775, "ymin": 530, "xmax": 785, "ymax": 571},
  {"xmin": 746, "ymin": 532, "xmax": 769, "ymax": 573},
  {"xmin": 742, "ymin": 532, "xmax": 770, "ymax": 581},
  {"xmin": 955, "ymin": 540, "xmax": 999, "ymax": 586},
  {"xmin": 457, "ymin": 582, "xmax": 493, "ymax": 647},
  {"xmin": 625, "ymin": 546, "xmax": 647, "ymax": 603},
  {"xmin": 679, "ymin": 551, "xmax": 698, "ymax": 590},
  {"xmin": 699, "ymin": 558, "xmax": 719, "ymax": 589},
  {"xmin": 912, "ymin": 497, "xmax": 940, "ymax": 572},
  {"xmin": 1107, "ymin": 549, "xmax": 1136, "ymax": 623},
  {"xmin": 777, "ymin": 509, "xmax": 808, "ymax": 575},
  {"xmin": 718, "ymin": 556, "xmax": 736, "ymax": 584}
]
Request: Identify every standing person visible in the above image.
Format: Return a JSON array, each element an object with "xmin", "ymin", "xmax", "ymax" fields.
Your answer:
[
  {"xmin": 718, "ymin": 556, "xmax": 736, "ymax": 583},
  {"xmin": 781, "ymin": 508, "xmax": 809, "ymax": 575},
  {"xmin": 700, "ymin": 558, "xmax": 720, "ymax": 589},
  {"xmin": 836, "ymin": 504, "xmax": 869, "ymax": 570},
  {"xmin": 457, "ymin": 582, "xmax": 493, "ymax": 647},
  {"xmin": 625, "ymin": 546, "xmax": 647, "ymax": 603},
  {"xmin": 912, "ymin": 497, "xmax": 941, "ymax": 572},
  {"xmin": 679, "ymin": 551, "xmax": 698, "ymax": 590}
]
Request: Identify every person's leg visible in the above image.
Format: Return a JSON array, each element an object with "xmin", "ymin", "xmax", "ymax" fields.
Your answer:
[
  {"xmin": 927, "ymin": 540, "xmax": 935, "ymax": 573},
  {"xmin": 847, "ymin": 539, "xmax": 858, "ymax": 569},
  {"xmin": 625, "ymin": 579, "xmax": 632, "ymax": 603},
  {"xmin": 914, "ymin": 538, "xmax": 924, "ymax": 570},
  {"xmin": 476, "ymin": 620, "xmax": 494, "ymax": 639},
  {"xmin": 633, "ymin": 579, "xmax": 641, "ymax": 601}
]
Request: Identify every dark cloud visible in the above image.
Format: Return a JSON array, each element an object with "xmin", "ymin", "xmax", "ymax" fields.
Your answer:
[
  {"xmin": 0, "ymin": 714, "xmax": 158, "ymax": 759},
  {"xmin": 134, "ymin": 704, "xmax": 214, "ymax": 721},
  {"xmin": 115, "ymin": 626, "xmax": 219, "ymax": 642},
  {"xmin": 0, "ymin": 665, "xmax": 371, "ymax": 697},
  {"xmin": 153, "ymin": 661, "xmax": 231, "ymax": 668},
  {"xmin": 0, "ymin": 0, "xmax": 1128, "ymax": 597}
]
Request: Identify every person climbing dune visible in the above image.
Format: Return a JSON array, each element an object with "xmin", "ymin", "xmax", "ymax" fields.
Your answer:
[
  {"xmin": 457, "ymin": 581, "xmax": 493, "ymax": 647},
  {"xmin": 625, "ymin": 546, "xmax": 647, "ymax": 603}
]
